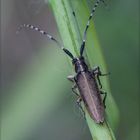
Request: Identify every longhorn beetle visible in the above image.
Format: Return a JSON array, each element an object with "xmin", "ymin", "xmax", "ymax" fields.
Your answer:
[{"xmin": 17, "ymin": 0, "xmax": 109, "ymax": 123}]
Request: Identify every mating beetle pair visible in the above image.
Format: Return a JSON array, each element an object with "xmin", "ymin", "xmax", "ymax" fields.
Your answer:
[{"xmin": 17, "ymin": 0, "xmax": 109, "ymax": 123}]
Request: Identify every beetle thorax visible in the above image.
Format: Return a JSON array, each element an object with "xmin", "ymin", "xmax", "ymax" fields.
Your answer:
[{"xmin": 72, "ymin": 57, "xmax": 88, "ymax": 73}]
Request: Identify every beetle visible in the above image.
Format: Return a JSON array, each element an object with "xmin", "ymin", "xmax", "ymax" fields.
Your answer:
[{"xmin": 17, "ymin": 0, "xmax": 109, "ymax": 123}]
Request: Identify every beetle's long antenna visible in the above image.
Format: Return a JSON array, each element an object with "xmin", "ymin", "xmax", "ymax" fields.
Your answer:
[
  {"xmin": 17, "ymin": 24, "xmax": 74, "ymax": 59},
  {"xmin": 80, "ymin": 0, "xmax": 105, "ymax": 56}
]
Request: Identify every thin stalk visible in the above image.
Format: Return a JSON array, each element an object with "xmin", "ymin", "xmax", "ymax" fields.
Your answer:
[{"xmin": 48, "ymin": 0, "xmax": 119, "ymax": 140}]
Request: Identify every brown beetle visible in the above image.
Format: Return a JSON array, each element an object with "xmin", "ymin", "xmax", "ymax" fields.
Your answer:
[{"xmin": 17, "ymin": 0, "xmax": 108, "ymax": 123}]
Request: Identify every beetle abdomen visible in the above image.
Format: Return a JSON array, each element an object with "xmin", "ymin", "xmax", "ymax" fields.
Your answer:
[{"xmin": 76, "ymin": 71, "xmax": 104, "ymax": 123}]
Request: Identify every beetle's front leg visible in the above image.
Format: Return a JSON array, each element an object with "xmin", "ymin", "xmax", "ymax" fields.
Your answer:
[
  {"xmin": 67, "ymin": 75, "xmax": 75, "ymax": 82},
  {"xmin": 92, "ymin": 66, "xmax": 110, "ymax": 89}
]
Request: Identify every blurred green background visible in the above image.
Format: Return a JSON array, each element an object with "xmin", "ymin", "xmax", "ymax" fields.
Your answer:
[{"xmin": 1, "ymin": 0, "xmax": 139, "ymax": 140}]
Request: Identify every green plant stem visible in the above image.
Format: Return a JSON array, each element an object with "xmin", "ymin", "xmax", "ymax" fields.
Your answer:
[{"xmin": 48, "ymin": 0, "xmax": 119, "ymax": 140}]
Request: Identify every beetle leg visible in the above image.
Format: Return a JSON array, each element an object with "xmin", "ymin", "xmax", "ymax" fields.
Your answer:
[
  {"xmin": 97, "ymin": 75, "xmax": 102, "ymax": 89},
  {"xmin": 92, "ymin": 66, "xmax": 110, "ymax": 89},
  {"xmin": 68, "ymin": 75, "xmax": 85, "ymax": 118},
  {"xmin": 67, "ymin": 75, "xmax": 79, "ymax": 96},
  {"xmin": 91, "ymin": 66, "xmax": 102, "ymax": 89},
  {"xmin": 93, "ymin": 66, "xmax": 110, "ymax": 76},
  {"xmin": 67, "ymin": 75, "xmax": 75, "ymax": 82},
  {"xmin": 100, "ymin": 90, "xmax": 107, "ymax": 108},
  {"xmin": 72, "ymin": 83, "xmax": 79, "ymax": 96},
  {"xmin": 77, "ymin": 97, "xmax": 85, "ymax": 118}
]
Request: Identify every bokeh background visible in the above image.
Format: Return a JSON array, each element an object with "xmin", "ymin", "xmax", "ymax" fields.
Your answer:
[{"xmin": 1, "ymin": 0, "xmax": 139, "ymax": 140}]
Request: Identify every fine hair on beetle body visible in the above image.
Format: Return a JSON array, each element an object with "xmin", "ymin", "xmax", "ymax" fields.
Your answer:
[{"xmin": 17, "ymin": 0, "xmax": 109, "ymax": 123}]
